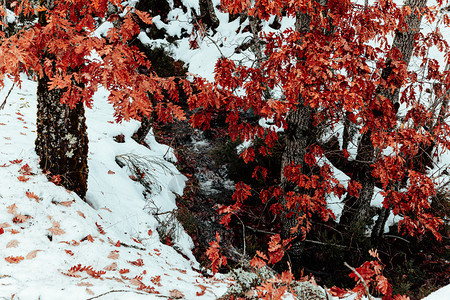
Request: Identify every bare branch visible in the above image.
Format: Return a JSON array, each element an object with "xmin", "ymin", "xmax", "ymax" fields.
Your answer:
[{"xmin": 344, "ymin": 262, "xmax": 374, "ymax": 300}]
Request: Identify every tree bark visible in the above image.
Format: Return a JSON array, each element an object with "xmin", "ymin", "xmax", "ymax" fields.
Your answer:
[
  {"xmin": 199, "ymin": 0, "xmax": 219, "ymax": 29},
  {"xmin": 279, "ymin": 9, "xmax": 318, "ymax": 263},
  {"xmin": 36, "ymin": 75, "xmax": 89, "ymax": 199},
  {"xmin": 340, "ymin": 0, "xmax": 427, "ymax": 229},
  {"xmin": 35, "ymin": 0, "xmax": 89, "ymax": 199},
  {"xmin": 280, "ymin": 104, "xmax": 315, "ymax": 261}
]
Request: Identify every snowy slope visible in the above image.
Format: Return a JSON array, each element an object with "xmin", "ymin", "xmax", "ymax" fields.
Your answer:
[{"xmin": 0, "ymin": 76, "xmax": 229, "ymax": 299}]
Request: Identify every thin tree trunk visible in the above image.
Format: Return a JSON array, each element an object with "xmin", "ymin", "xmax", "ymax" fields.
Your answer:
[
  {"xmin": 279, "ymin": 9, "xmax": 317, "ymax": 263},
  {"xmin": 340, "ymin": 0, "xmax": 427, "ymax": 229},
  {"xmin": 199, "ymin": 0, "xmax": 219, "ymax": 28},
  {"xmin": 280, "ymin": 104, "xmax": 314, "ymax": 260}
]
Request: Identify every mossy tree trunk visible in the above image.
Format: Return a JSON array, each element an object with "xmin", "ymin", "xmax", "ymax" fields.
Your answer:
[
  {"xmin": 35, "ymin": 0, "xmax": 88, "ymax": 199},
  {"xmin": 35, "ymin": 75, "xmax": 89, "ymax": 199}
]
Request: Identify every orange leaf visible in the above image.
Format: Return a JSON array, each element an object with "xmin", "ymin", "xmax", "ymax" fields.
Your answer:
[
  {"xmin": 135, "ymin": 9, "xmax": 152, "ymax": 24},
  {"xmin": 5, "ymin": 256, "xmax": 24, "ymax": 263},
  {"xmin": 64, "ymin": 249, "xmax": 74, "ymax": 256},
  {"xmin": 13, "ymin": 214, "xmax": 28, "ymax": 224},
  {"xmin": 17, "ymin": 175, "xmax": 29, "ymax": 182},
  {"xmin": 7, "ymin": 204, "xmax": 18, "ymax": 214},
  {"xmin": 26, "ymin": 192, "xmax": 39, "ymax": 202},
  {"xmin": 196, "ymin": 284, "xmax": 207, "ymax": 296}
]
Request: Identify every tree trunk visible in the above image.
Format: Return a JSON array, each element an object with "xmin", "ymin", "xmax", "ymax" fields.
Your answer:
[
  {"xmin": 279, "ymin": 9, "xmax": 317, "ymax": 263},
  {"xmin": 35, "ymin": 2, "xmax": 89, "ymax": 199},
  {"xmin": 199, "ymin": 0, "xmax": 219, "ymax": 29},
  {"xmin": 280, "ymin": 104, "xmax": 314, "ymax": 261},
  {"xmin": 36, "ymin": 75, "xmax": 89, "ymax": 199},
  {"xmin": 340, "ymin": 0, "xmax": 427, "ymax": 229},
  {"xmin": 133, "ymin": 115, "xmax": 152, "ymax": 144}
]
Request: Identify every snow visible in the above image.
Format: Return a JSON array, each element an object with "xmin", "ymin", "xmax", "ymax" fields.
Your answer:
[
  {"xmin": 422, "ymin": 284, "xmax": 450, "ymax": 300},
  {"xmin": 0, "ymin": 76, "xmax": 230, "ymax": 299}
]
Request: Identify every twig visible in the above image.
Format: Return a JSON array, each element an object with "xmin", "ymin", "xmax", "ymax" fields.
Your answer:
[
  {"xmin": 344, "ymin": 262, "xmax": 373, "ymax": 300},
  {"xmin": 233, "ymin": 213, "xmax": 247, "ymax": 258},
  {"xmin": 0, "ymin": 83, "xmax": 15, "ymax": 110},
  {"xmin": 382, "ymin": 234, "xmax": 410, "ymax": 243},
  {"xmin": 86, "ymin": 289, "xmax": 168, "ymax": 300}
]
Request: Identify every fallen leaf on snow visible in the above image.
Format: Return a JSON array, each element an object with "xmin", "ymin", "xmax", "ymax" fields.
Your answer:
[
  {"xmin": 6, "ymin": 240, "xmax": 19, "ymax": 248},
  {"xmin": 7, "ymin": 204, "xmax": 18, "ymax": 214},
  {"xmin": 5, "ymin": 256, "xmax": 24, "ymax": 264},
  {"xmin": 48, "ymin": 221, "xmax": 65, "ymax": 235},
  {"xmin": 26, "ymin": 250, "xmax": 42, "ymax": 259},
  {"xmin": 60, "ymin": 201, "xmax": 73, "ymax": 207},
  {"xmin": 86, "ymin": 288, "xmax": 95, "ymax": 295},
  {"xmin": 107, "ymin": 251, "xmax": 119, "ymax": 260},
  {"xmin": 104, "ymin": 262, "xmax": 117, "ymax": 271},
  {"xmin": 170, "ymin": 289, "xmax": 185, "ymax": 299},
  {"xmin": 25, "ymin": 192, "xmax": 39, "ymax": 202}
]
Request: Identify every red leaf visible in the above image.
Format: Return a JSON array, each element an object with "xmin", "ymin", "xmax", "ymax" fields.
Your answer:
[
  {"xmin": 19, "ymin": 164, "xmax": 32, "ymax": 175},
  {"xmin": 17, "ymin": 175, "xmax": 29, "ymax": 182},
  {"xmin": 135, "ymin": 9, "xmax": 152, "ymax": 24},
  {"xmin": 128, "ymin": 258, "xmax": 144, "ymax": 266},
  {"xmin": 5, "ymin": 256, "xmax": 24, "ymax": 263},
  {"xmin": 26, "ymin": 192, "xmax": 39, "ymax": 202}
]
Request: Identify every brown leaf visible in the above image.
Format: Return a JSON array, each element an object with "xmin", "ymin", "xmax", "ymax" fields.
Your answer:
[
  {"xmin": 107, "ymin": 170, "xmax": 115, "ymax": 174},
  {"xmin": 26, "ymin": 250, "xmax": 42, "ymax": 259},
  {"xmin": 104, "ymin": 262, "xmax": 117, "ymax": 271},
  {"xmin": 60, "ymin": 201, "xmax": 73, "ymax": 207},
  {"xmin": 107, "ymin": 251, "xmax": 119, "ymax": 260},
  {"xmin": 77, "ymin": 282, "xmax": 93, "ymax": 287},
  {"xmin": 25, "ymin": 192, "xmax": 39, "ymax": 202},
  {"xmin": 7, "ymin": 204, "xmax": 17, "ymax": 214},
  {"xmin": 86, "ymin": 288, "xmax": 95, "ymax": 295},
  {"xmin": 6, "ymin": 240, "xmax": 19, "ymax": 248},
  {"xmin": 77, "ymin": 211, "xmax": 86, "ymax": 219},
  {"xmin": 129, "ymin": 278, "xmax": 143, "ymax": 286},
  {"xmin": 170, "ymin": 289, "xmax": 185, "ymax": 299},
  {"xmin": 48, "ymin": 221, "xmax": 65, "ymax": 235},
  {"xmin": 13, "ymin": 214, "xmax": 28, "ymax": 224}
]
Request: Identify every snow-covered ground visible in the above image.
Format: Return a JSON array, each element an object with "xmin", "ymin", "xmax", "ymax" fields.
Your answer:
[{"xmin": 0, "ymin": 76, "xmax": 229, "ymax": 299}]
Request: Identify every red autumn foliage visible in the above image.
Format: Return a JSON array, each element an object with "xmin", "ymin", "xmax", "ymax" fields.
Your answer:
[
  {"xmin": 189, "ymin": 0, "xmax": 448, "ymax": 245},
  {"xmin": 206, "ymin": 232, "xmax": 227, "ymax": 274}
]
